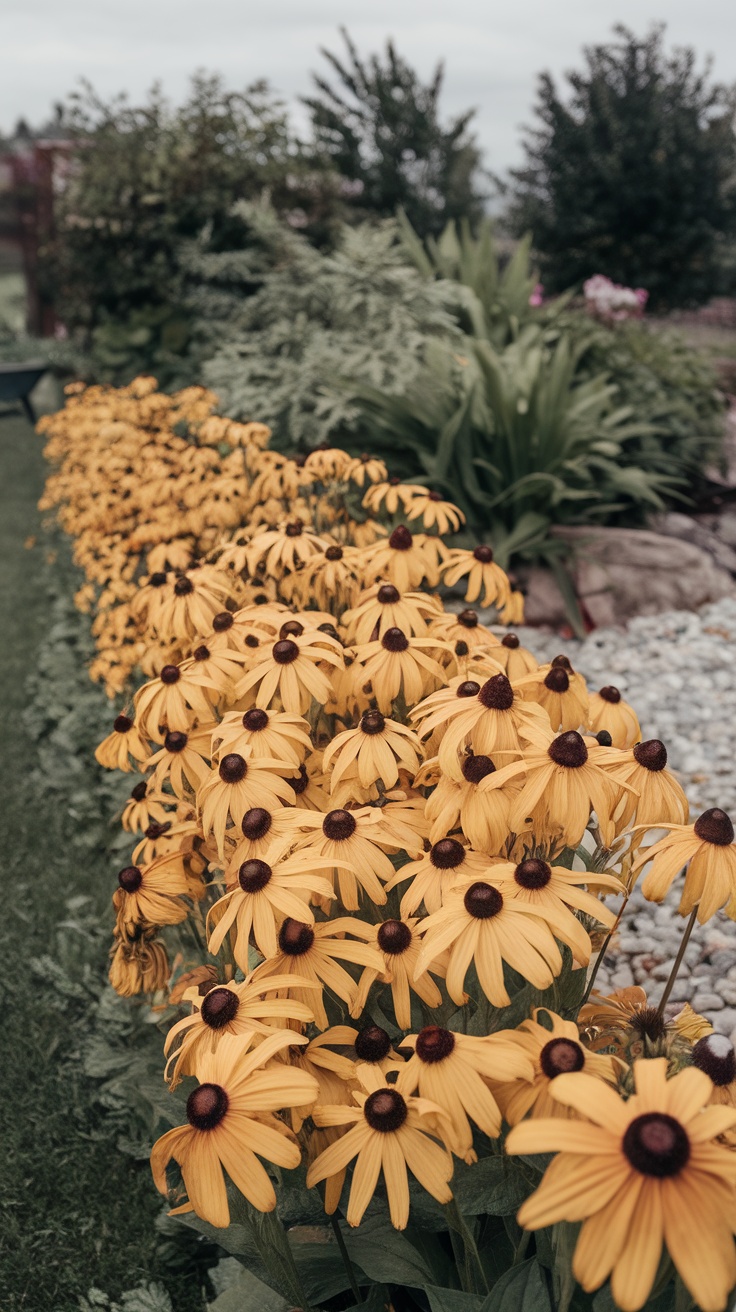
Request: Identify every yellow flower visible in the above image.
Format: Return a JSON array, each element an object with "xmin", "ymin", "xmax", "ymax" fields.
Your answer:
[
  {"xmin": 198, "ymin": 748, "xmax": 295, "ymax": 858},
  {"xmin": 411, "ymin": 672, "xmax": 550, "ymax": 780},
  {"xmin": 492, "ymin": 1009, "xmax": 621, "ymax": 1124},
  {"xmin": 482, "ymin": 857, "xmax": 622, "ymax": 965},
  {"xmin": 632, "ymin": 807, "xmax": 736, "ymax": 922},
  {"xmin": 385, "ymin": 836, "xmax": 491, "ymax": 916},
  {"xmin": 353, "ymin": 627, "xmax": 448, "ymax": 713},
  {"xmin": 416, "ymin": 879, "xmax": 564, "ymax": 1007},
  {"xmin": 363, "ymin": 525, "xmax": 444, "ymax": 592},
  {"xmin": 134, "ymin": 662, "xmax": 215, "ymax": 743},
  {"xmin": 492, "ymin": 632, "xmax": 538, "ymax": 680},
  {"xmin": 251, "ymin": 917, "xmax": 385, "ymax": 1031},
  {"xmin": 225, "ymin": 804, "xmax": 308, "ymax": 870},
  {"xmin": 246, "ymin": 519, "xmax": 329, "ymax": 578},
  {"xmin": 588, "ymin": 685, "xmax": 642, "ymax": 748},
  {"xmin": 608, "ymin": 738, "xmax": 689, "ymax": 832},
  {"xmin": 424, "ymin": 751, "xmax": 522, "ymax": 853},
  {"xmin": 498, "ymin": 590, "xmax": 525, "ymax": 626},
  {"xmin": 234, "ymin": 630, "xmax": 343, "ymax": 715},
  {"xmin": 151, "ymin": 1031, "xmax": 318, "ymax": 1225},
  {"xmin": 515, "ymin": 656, "xmax": 589, "ymax": 733},
  {"xmin": 145, "ymin": 724, "xmax": 213, "ymax": 798},
  {"xmin": 112, "ymin": 851, "xmax": 193, "ymax": 931},
  {"xmin": 120, "ymin": 780, "xmax": 169, "ymax": 833},
  {"xmin": 441, "ymin": 544, "xmax": 511, "ymax": 609},
  {"xmin": 507, "ymin": 1058, "xmax": 736, "ymax": 1312},
  {"xmin": 95, "ymin": 712, "xmax": 151, "ymax": 771},
  {"xmin": 362, "ymin": 481, "xmax": 428, "ymax": 515},
  {"xmin": 307, "ymin": 1063, "xmax": 453, "ymax": 1229},
  {"xmin": 426, "ymin": 607, "xmax": 501, "ymax": 654},
  {"xmin": 404, "ymin": 491, "xmax": 466, "ymax": 534},
  {"xmin": 344, "ymin": 454, "xmax": 388, "ymax": 487},
  {"xmin": 108, "ymin": 927, "xmax": 170, "ymax": 996},
  {"xmin": 291, "ymin": 806, "xmax": 397, "ymax": 910},
  {"xmin": 207, "ymin": 849, "xmax": 335, "ymax": 966},
  {"xmin": 164, "ymin": 974, "xmax": 316, "ymax": 1086},
  {"xmin": 351, "ymin": 917, "xmax": 447, "ymax": 1029},
  {"xmin": 322, "ymin": 709, "xmax": 424, "ymax": 799},
  {"xmin": 396, "ymin": 1026, "xmax": 533, "ymax": 1162},
  {"xmin": 342, "ymin": 582, "xmax": 441, "ymax": 645},
  {"xmin": 212, "ymin": 707, "xmax": 311, "ymax": 767}
]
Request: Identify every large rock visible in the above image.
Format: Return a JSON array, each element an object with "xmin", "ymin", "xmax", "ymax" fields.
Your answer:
[{"xmin": 521, "ymin": 525, "xmax": 736, "ymax": 628}]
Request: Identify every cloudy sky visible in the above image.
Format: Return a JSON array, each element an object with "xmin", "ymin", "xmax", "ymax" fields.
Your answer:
[{"xmin": 2, "ymin": 0, "xmax": 734, "ymax": 174}]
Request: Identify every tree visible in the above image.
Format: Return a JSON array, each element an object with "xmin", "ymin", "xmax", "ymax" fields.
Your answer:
[
  {"xmin": 303, "ymin": 27, "xmax": 487, "ymax": 238},
  {"xmin": 507, "ymin": 25, "xmax": 736, "ymax": 307}
]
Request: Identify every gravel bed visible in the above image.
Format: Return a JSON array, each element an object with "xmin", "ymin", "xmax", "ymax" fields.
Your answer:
[{"xmin": 510, "ymin": 598, "xmax": 736, "ymax": 1036}]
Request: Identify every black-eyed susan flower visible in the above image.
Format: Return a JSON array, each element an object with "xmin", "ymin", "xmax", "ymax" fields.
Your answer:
[
  {"xmin": 112, "ymin": 852, "xmax": 193, "ymax": 932},
  {"xmin": 351, "ymin": 917, "xmax": 447, "ymax": 1029},
  {"xmin": 178, "ymin": 641, "xmax": 250, "ymax": 706},
  {"xmin": 164, "ymin": 974, "xmax": 316, "ymax": 1087},
  {"xmin": 95, "ymin": 713, "xmax": 151, "ymax": 771},
  {"xmin": 342, "ymin": 582, "xmax": 441, "ymax": 645},
  {"xmin": 291, "ymin": 807, "xmax": 395, "ymax": 910},
  {"xmin": 404, "ymin": 491, "xmax": 465, "ymax": 534},
  {"xmin": 120, "ymin": 780, "xmax": 169, "ymax": 833},
  {"xmin": 323, "ymin": 709, "xmax": 424, "ymax": 799},
  {"xmin": 155, "ymin": 568, "xmax": 234, "ymax": 644},
  {"xmin": 362, "ymin": 481, "xmax": 428, "ymax": 516},
  {"xmin": 344, "ymin": 453, "xmax": 388, "ymax": 487},
  {"xmin": 483, "ymin": 857, "xmax": 623, "ymax": 965},
  {"xmin": 363, "ymin": 525, "xmax": 443, "ymax": 592},
  {"xmin": 588, "ymin": 684, "xmax": 641, "ymax": 748},
  {"xmin": 151, "ymin": 1031, "xmax": 318, "ymax": 1225},
  {"xmin": 632, "ymin": 807, "xmax": 736, "ymax": 922},
  {"xmin": 301, "ymin": 543, "xmax": 364, "ymax": 612},
  {"xmin": 609, "ymin": 739, "xmax": 689, "ymax": 832},
  {"xmin": 134, "ymin": 663, "xmax": 215, "ymax": 742},
  {"xmin": 349, "ymin": 1023, "xmax": 406, "ymax": 1078},
  {"xmin": 234, "ymin": 630, "xmax": 343, "ymax": 715},
  {"xmin": 131, "ymin": 810, "xmax": 200, "ymax": 866},
  {"xmin": 492, "ymin": 632, "xmax": 538, "ymax": 680},
  {"xmin": 207, "ymin": 850, "xmax": 335, "ymax": 965},
  {"xmin": 506, "ymin": 1058, "xmax": 736, "ymax": 1312},
  {"xmin": 426, "ymin": 607, "xmax": 501, "ymax": 655},
  {"xmin": 411, "ymin": 672, "xmax": 550, "ymax": 780},
  {"xmin": 251, "ymin": 917, "xmax": 385, "ymax": 1031},
  {"xmin": 246, "ymin": 519, "xmax": 329, "ymax": 579},
  {"xmin": 498, "ymin": 589, "xmax": 525, "ymax": 627},
  {"xmin": 307, "ymin": 1063, "xmax": 453, "ymax": 1229},
  {"xmin": 282, "ymin": 1026, "xmax": 358, "ymax": 1132},
  {"xmin": 485, "ymin": 730, "xmax": 635, "ymax": 848},
  {"xmin": 416, "ymin": 879, "xmax": 565, "ymax": 1007},
  {"xmin": 492, "ymin": 1009, "xmax": 621, "ymax": 1124},
  {"xmin": 145, "ymin": 724, "xmax": 213, "ymax": 798},
  {"xmin": 108, "ymin": 926, "xmax": 170, "ymax": 996},
  {"xmin": 225, "ymin": 804, "xmax": 308, "ymax": 869},
  {"xmin": 425, "ymin": 751, "xmax": 521, "ymax": 853},
  {"xmin": 283, "ymin": 755, "xmax": 332, "ymax": 812},
  {"xmin": 515, "ymin": 656, "xmax": 589, "ymax": 733},
  {"xmin": 353, "ymin": 627, "xmax": 448, "ymax": 714},
  {"xmin": 198, "ymin": 749, "xmax": 294, "ymax": 857},
  {"xmin": 395, "ymin": 1025, "xmax": 533, "ymax": 1162},
  {"xmin": 385, "ymin": 836, "xmax": 491, "ymax": 916},
  {"xmin": 212, "ymin": 707, "xmax": 311, "ymax": 767},
  {"xmin": 442, "ymin": 544, "xmax": 511, "ymax": 609}
]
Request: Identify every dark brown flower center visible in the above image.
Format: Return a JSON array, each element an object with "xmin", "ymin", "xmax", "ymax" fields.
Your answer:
[
  {"xmin": 285, "ymin": 522, "xmax": 303, "ymax": 537},
  {"xmin": 219, "ymin": 753, "xmax": 247, "ymax": 783},
  {"xmin": 515, "ymin": 858, "xmax": 551, "ymax": 889},
  {"xmin": 599, "ymin": 685, "xmax": 621, "ymax": 703},
  {"xmin": 693, "ymin": 808, "xmax": 734, "ymax": 846},
  {"xmin": 548, "ymin": 731, "xmax": 588, "ymax": 768},
  {"xmin": 502, "ymin": 634, "xmax": 520, "ymax": 649},
  {"xmin": 165, "ymin": 730, "xmax": 188, "ymax": 753},
  {"xmin": 243, "ymin": 708, "xmax": 269, "ymax": 731},
  {"xmin": 200, "ymin": 987, "xmax": 239, "ymax": 1030},
  {"xmin": 462, "ymin": 753, "xmax": 496, "ymax": 783},
  {"xmin": 325, "ymin": 545, "xmax": 343, "ymax": 561},
  {"xmin": 382, "ymin": 627, "xmax": 409, "ymax": 653},
  {"xmin": 193, "ymin": 645, "xmax": 210, "ymax": 661},
  {"xmin": 245, "ymin": 634, "xmax": 260, "ymax": 648},
  {"xmin": 633, "ymin": 739, "xmax": 667, "ymax": 771},
  {"xmin": 174, "ymin": 576, "xmax": 194, "ymax": 596},
  {"xmin": 145, "ymin": 820, "xmax": 171, "ymax": 840},
  {"xmin": 238, "ymin": 859, "xmax": 272, "ymax": 893},
  {"xmin": 630, "ymin": 1007, "xmax": 668, "ymax": 1042},
  {"xmin": 377, "ymin": 583, "xmax": 400, "ymax": 604},
  {"xmin": 430, "ymin": 838, "xmax": 465, "ymax": 869},
  {"xmin": 186, "ymin": 1082, "xmax": 229, "ymax": 1131},
  {"xmin": 478, "ymin": 674, "xmax": 514, "ymax": 710},
  {"xmin": 287, "ymin": 764, "xmax": 309, "ymax": 794},
  {"xmin": 114, "ymin": 714, "xmax": 133, "ymax": 733},
  {"xmin": 551, "ymin": 654, "xmax": 572, "ymax": 670},
  {"xmin": 355, "ymin": 1024, "xmax": 392, "ymax": 1062},
  {"xmin": 544, "ymin": 667, "xmax": 569, "ymax": 693},
  {"xmin": 130, "ymin": 781, "xmax": 148, "ymax": 801},
  {"xmin": 622, "ymin": 1113, "xmax": 690, "ymax": 1178},
  {"xmin": 539, "ymin": 1037, "xmax": 585, "ymax": 1078},
  {"xmin": 455, "ymin": 640, "xmax": 469, "ymax": 657},
  {"xmin": 692, "ymin": 1034, "xmax": 736, "ymax": 1086},
  {"xmin": 149, "ymin": 571, "xmax": 168, "ymax": 587},
  {"xmin": 241, "ymin": 807, "xmax": 272, "ymax": 840},
  {"xmin": 323, "ymin": 809, "xmax": 357, "ymax": 841},
  {"xmin": 361, "ymin": 710, "xmax": 386, "ymax": 735},
  {"xmin": 273, "ymin": 639, "xmax": 299, "ymax": 664},
  {"xmin": 278, "ymin": 918, "xmax": 315, "ymax": 955},
  {"xmin": 389, "ymin": 526, "xmax": 413, "ymax": 551},
  {"xmin": 463, "ymin": 882, "xmax": 503, "ymax": 919},
  {"xmin": 363, "ymin": 1088, "xmax": 408, "ymax": 1132},
  {"xmin": 473, "ymin": 545, "xmax": 494, "ymax": 563},
  {"xmin": 596, "ymin": 731, "xmax": 613, "ymax": 747},
  {"xmin": 118, "ymin": 865, "xmax": 143, "ymax": 893},
  {"xmin": 280, "ymin": 620, "xmax": 304, "ymax": 638},
  {"xmin": 457, "ymin": 609, "xmax": 479, "ymax": 628},
  {"xmin": 457, "ymin": 680, "xmax": 481, "ymax": 698},
  {"xmin": 377, "ymin": 920, "xmax": 412, "ymax": 954},
  {"xmin": 160, "ymin": 664, "xmax": 180, "ymax": 685},
  {"xmin": 415, "ymin": 1026, "xmax": 455, "ymax": 1064},
  {"xmin": 212, "ymin": 611, "xmax": 233, "ymax": 632}
]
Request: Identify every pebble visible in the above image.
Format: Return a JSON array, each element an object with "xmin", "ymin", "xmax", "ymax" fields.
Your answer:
[{"xmin": 513, "ymin": 597, "xmax": 736, "ymax": 1027}]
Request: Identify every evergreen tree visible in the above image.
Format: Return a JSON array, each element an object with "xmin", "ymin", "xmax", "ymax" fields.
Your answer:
[
  {"xmin": 303, "ymin": 27, "xmax": 486, "ymax": 238},
  {"xmin": 507, "ymin": 25, "xmax": 736, "ymax": 307}
]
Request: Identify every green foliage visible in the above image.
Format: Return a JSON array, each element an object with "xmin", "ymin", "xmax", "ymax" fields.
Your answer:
[
  {"xmin": 304, "ymin": 27, "xmax": 487, "ymax": 238},
  {"xmin": 507, "ymin": 24, "xmax": 736, "ymax": 307}
]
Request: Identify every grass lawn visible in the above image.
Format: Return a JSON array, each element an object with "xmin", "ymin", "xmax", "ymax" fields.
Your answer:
[{"xmin": 0, "ymin": 409, "xmax": 208, "ymax": 1312}]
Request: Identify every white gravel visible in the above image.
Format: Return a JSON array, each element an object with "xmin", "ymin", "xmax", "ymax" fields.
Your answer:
[{"xmin": 514, "ymin": 599, "xmax": 736, "ymax": 1037}]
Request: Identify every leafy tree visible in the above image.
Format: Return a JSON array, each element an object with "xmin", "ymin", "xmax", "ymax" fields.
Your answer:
[
  {"xmin": 507, "ymin": 25, "xmax": 736, "ymax": 307},
  {"xmin": 303, "ymin": 27, "xmax": 487, "ymax": 238}
]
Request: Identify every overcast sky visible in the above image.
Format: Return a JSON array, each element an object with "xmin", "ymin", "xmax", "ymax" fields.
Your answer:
[{"xmin": 2, "ymin": 0, "xmax": 734, "ymax": 174}]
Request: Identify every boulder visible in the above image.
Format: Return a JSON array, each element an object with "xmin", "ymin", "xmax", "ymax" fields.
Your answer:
[{"xmin": 521, "ymin": 525, "xmax": 736, "ymax": 628}]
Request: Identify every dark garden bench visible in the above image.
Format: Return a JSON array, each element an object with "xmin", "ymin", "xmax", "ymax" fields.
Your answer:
[{"xmin": 0, "ymin": 360, "xmax": 48, "ymax": 423}]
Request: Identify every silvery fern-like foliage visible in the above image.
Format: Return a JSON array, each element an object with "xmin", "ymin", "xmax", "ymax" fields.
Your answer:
[{"xmin": 185, "ymin": 203, "xmax": 459, "ymax": 449}]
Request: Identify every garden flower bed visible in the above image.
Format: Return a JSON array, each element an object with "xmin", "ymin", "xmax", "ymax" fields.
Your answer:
[{"xmin": 35, "ymin": 377, "xmax": 736, "ymax": 1312}]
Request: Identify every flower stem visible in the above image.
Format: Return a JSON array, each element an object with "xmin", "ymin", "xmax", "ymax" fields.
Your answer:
[
  {"xmin": 329, "ymin": 1215, "xmax": 363, "ymax": 1305},
  {"xmin": 443, "ymin": 1199, "xmax": 489, "ymax": 1295},
  {"xmin": 579, "ymin": 894, "xmax": 630, "ymax": 1011},
  {"xmin": 656, "ymin": 906, "xmax": 699, "ymax": 1020}
]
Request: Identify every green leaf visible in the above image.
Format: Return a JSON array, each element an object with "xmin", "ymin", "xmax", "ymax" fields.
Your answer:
[
  {"xmin": 342, "ymin": 1215, "xmax": 434, "ymax": 1287},
  {"xmin": 453, "ymin": 1156, "xmax": 532, "ymax": 1217},
  {"xmin": 207, "ymin": 1268, "xmax": 288, "ymax": 1312},
  {"xmin": 480, "ymin": 1258, "xmax": 552, "ymax": 1311},
  {"xmin": 426, "ymin": 1286, "xmax": 485, "ymax": 1312}
]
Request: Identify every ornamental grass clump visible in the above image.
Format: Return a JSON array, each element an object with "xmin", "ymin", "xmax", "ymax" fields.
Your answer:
[{"xmin": 41, "ymin": 378, "xmax": 736, "ymax": 1312}]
